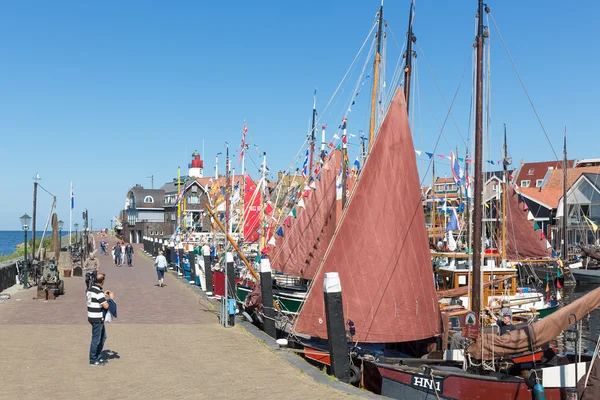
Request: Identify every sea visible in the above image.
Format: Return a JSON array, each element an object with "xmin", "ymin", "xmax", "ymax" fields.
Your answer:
[{"xmin": 0, "ymin": 231, "xmax": 65, "ymax": 256}]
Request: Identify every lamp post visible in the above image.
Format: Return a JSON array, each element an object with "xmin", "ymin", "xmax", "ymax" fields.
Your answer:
[
  {"xmin": 58, "ymin": 220, "xmax": 64, "ymax": 251},
  {"xmin": 20, "ymin": 213, "xmax": 31, "ymax": 289},
  {"xmin": 74, "ymin": 223, "xmax": 79, "ymax": 247}
]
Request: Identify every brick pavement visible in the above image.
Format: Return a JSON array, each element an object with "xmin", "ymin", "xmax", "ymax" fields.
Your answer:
[{"xmin": 0, "ymin": 234, "xmax": 357, "ymax": 400}]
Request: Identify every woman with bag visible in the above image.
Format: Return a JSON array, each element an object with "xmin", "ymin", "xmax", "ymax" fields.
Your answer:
[{"xmin": 154, "ymin": 250, "xmax": 168, "ymax": 287}]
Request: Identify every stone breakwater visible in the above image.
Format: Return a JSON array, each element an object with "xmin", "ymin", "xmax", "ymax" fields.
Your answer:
[{"xmin": 0, "ymin": 259, "xmax": 18, "ymax": 293}]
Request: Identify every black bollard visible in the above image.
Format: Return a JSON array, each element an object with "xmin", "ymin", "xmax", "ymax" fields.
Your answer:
[
  {"xmin": 188, "ymin": 250, "xmax": 197, "ymax": 284},
  {"xmin": 203, "ymin": 255, "xmax": 213, "ymax": 294},
  {"xmin": 169, "ymin": 244, "xmax": 176, "ymax": 269},
  {"xmin": 260, "ymin": 259, "xmax": 276, "ymax": 338},
  {"xmin": 178, "ymin": 246, "xmax": 185, "ymax": 276},
  {"xmin": 226, "ymin": 252, "xmax": 235, "ymax": 326},
  {"xmin": 323, "ymin": 272, "xmax": 350, "ymax": 383},
  {"xmin": 152, "ymin": 238, "xmax": 157, "ymax": 256}
]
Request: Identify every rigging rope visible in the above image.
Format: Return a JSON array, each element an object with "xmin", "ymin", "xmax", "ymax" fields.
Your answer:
[{"xmin": 488, "ymin": 12, "xmax": 559, "ymax": 161}]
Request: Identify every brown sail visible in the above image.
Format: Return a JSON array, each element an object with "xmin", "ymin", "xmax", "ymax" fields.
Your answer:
[
  {"xmin": 268, "ymin": 153, "xmax": 338, "ymax": 280},
  {"xmin": 294, "ymin": 88, "xmax": 441, "ymax": 343},
  {"xmin": 505, "ymin": 184, "xmax": 551, "ymax": 260},
  {"xmin": 468, "ymin": 285, "xmax": 600, "ymax": 360}
]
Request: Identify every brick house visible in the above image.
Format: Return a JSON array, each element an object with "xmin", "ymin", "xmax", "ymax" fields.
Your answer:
[{"xmin": 121, "ymin": 185, "xmax": 171, "ymax": 244}]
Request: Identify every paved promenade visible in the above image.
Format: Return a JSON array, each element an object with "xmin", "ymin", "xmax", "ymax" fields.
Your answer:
[{"xmin": 0, "ymin": 235, "xmax": 354, "ymax": 400}]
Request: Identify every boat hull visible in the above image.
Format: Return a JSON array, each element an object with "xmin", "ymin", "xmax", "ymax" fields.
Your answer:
[
  {"xmin": 570, "ymin": 268, "xmax": 600, "ymax": 284},
  {"xmin": 370, "ymin": 363, "xmax": 568, "ymax": 400},
  {"xmin": 236, "ymin": 285, "xmax": 305, "ymax": 314}
]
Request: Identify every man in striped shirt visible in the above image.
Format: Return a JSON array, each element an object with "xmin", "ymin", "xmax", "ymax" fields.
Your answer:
[{"xmin": 86, "ymin": 273, "xmax": 114, "ymax": 366}]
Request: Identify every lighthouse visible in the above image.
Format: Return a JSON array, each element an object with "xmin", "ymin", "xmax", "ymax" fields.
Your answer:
[{"xmin": 188, "ymin": 150, "xmax": 204, "ymax": 178}]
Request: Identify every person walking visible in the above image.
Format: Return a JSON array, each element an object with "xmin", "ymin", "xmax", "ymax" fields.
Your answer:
[
  {"xmin": 83, "ymin": 252, "xmax": 100, "ymax": 290},
  {"xmin": 155, "ymin": 250, "xmax": 168, "ymax": 287},
  {"xmin": 113, "ymin": 243, "xmax": 123, "ymax": 266},
  {"xmin": 125, "ymin": 243, "xmax": 134, "ymax": 267},
  {"xmin": 86, "ymin": 273, "xmax": 114, "ymax": 366},
  {"xmin": 120, "ymin": 243, "xmax": 126, "ymax": 265}
]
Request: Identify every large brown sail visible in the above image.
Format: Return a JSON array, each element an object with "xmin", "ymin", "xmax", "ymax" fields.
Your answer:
[
  {"xmin": 269, "ymin": 153, "xmax": 338, "ymax": 280},
  {"xmin": 505, "ymin": 184, "xmax": 551, "ymax": 260},
  {"xmin": 294, "ymin": 88, "xmax": 441, "ymax": 343},
  {"xmin": 468, "ymin": 285, "xmax": 600, "ymax": 360}
]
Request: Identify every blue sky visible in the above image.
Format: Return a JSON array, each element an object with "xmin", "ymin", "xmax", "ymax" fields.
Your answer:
[{"xmin": 1, "ymin": 0, "xmax": 598, "ymax": 229}]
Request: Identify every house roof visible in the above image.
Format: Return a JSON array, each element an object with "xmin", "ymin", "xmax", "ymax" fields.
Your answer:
[
  {"xmin": 518, "ymin": 166, "xmax": 600, "ymax": 209},
  {"xmin": 515, "ymin": 160, "xmax": 575, "ymax": 186},
  {"xmin": 128, "ymin": 185, "xmax": 165, "ymax": 208}
]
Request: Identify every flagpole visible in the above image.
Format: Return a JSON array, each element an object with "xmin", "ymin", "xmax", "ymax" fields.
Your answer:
[
  {"xmin": 177, "ymin": 166, "xmax": 181, "ymax": 230},
  {"xmin": 69, "ymin": 181, "xmax": 72, "ymax": 246},
  {"xmin": 241, "ymin": 122, "xmax": 246, "ymax": 241},
  {"xmin": 260, "ymin": 152, "xmax": 266, "ymax": 251},
  {"xmin": 341, "ymin": 118, "xmax": 348, "ymax": 209},
  {"xmin": 230, "ymin": 168, "xmax": 235, "ymax": 236}
]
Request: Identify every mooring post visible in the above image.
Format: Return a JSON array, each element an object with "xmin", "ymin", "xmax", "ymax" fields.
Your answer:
[
  {"xmin": 324, "ymin": 272, "xmax": 350, "ymax": 383},
  {"xmin": 226, "ymin": 252, "xmax": 235, "ymax": 326},
  {"xmin": 260, "ymin": 258, "xmax": 276, "ymax": 338},
  {"xmin": 178, "ymin": 245, "xmax": 185, "ymax": 276},
  {"xmin": 152, "ymin": 238, "xmax": 157, "ymax": 257},
  {"xmin": 188, "ymin": 249, "xmax": 197, "ymax": 284},
  {"xmin": 203, "ymin": 254, "xmax": 213, "ymax": 294},
  {"xmin": 169, "ymin": 243, "xmax": 176, "ymax": 269}
]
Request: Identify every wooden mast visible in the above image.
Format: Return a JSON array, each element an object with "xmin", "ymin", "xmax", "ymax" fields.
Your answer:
[
  {"xmin": 309, "ymin": 90, "xmax": 317, "ymax": 177},
  {"xmin": 225, "ymin": 143, "xmax": 230, "ymax": 235},
  {"xmin": 562, "ymin": 128, "xmax": 568, "ymax": 261},
  {"xmin": 432, "ymin": 159, "xmax": 436, "ymax": 245},
  {"xmin": 341, "ymin": 118, "xmax": 348, "ymax": 209},
  {"xmin": 472, "ymin": 0, "xmax": 488, "ymax": 315},
  {"xmin": 368, "ymin": 1, "xmax": 384, "ymax": 152},
  {"xmin": 502, "ymin": 124, "xmax": 508, "ymax": 265},
  {"xmin": 403, "ymin": 0, "xmax": 415, "ymax": 115}
]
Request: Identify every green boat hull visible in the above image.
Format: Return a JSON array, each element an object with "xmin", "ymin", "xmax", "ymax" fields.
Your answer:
[
  {"xmin": 237, "ymin": 286, "xmax": 304, "ymax": 314},
  {"xmin": 537, "ymin": 304, "xmax": 560, "ymax": 319}
]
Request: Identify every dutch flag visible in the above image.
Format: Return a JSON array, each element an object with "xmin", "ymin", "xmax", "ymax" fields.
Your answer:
[{"xmin": 70, "ymin": 183, "xmax": 74, "ymax": 210}]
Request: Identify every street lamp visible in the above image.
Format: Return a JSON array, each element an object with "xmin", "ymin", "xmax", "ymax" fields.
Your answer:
[
  {"xmin": 20, "ymin": 213, "xmax": 31, "ymax": 289},
  {"xmin": 74, "ymin": 223, "xmax": 79, "ymax": 247},
  {"xmin": 58, "ymin": 220, "xmax": 64, "ymax": 250}
]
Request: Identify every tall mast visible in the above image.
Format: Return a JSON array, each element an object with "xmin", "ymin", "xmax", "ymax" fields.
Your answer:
[
  {"xmin": 309, "ymin": 90, "xmax": 317, "ymax": 177},
  {"xmin": 225, "ymin": 143, "xmax": 230, "ymax": 235},
  {"xmin": 360, "ymin": 131, "xmax": 367, "ymax": 167},
  {"xmin": 341, "ymin": 118, "xmax": 348, "ymax": 209},
  {"xmin": 260, "ymin": 152, "xmax": 267, "ymax": 251},
  {"xmin": 471, "ymin": 0, "xmax": 488, "ymax": 316},
  {"xmin": 502, "ymin": 124, "xmax": 508, "ymax": 265},
  {"xmin": 562, "ymin": 128, "xmax": 568, "ymax": 261},
  {"xmin": 403, "ymin": 0, "xmax": 416, "ymax": 115},
  {"xmin": 320, "ymin": 124, "xmax": 327, "ymax": 162},
  {"xmin": 368, "ymin": 1, "xmax": 384, "ymax": 153},
  {"xmin": 431, "ymin": 159, "xmax": 436, "ymax": 245},
  {"xmin": 465, "ymin": 146, "xmax": 471, "ymax": 252}
]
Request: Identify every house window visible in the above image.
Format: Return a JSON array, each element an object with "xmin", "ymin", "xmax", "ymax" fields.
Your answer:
[
  {"xmin": 144, "ymin": 196, "xmax": 154, "ymax": 203},
  {"xmin": 191, "ymin": 186, "xmax": 198, "ymax": 193},
  {"xmin": 527, "ymin": 168, "xmax": 534, "ymax": 175},
  {"xmin": 536, "ymin": 179, "xmax": 544, "ymax": 188},
  {"xmin": 188, "ymin": 196, "xmax": 200, "ymax": 204},
  {"xmin": 521, "ymin": 180, "xmax": 531, "ymax": 187},
  {"xmin": 492, "ymin": 184, "xmax": 498, "ymax": 191}
]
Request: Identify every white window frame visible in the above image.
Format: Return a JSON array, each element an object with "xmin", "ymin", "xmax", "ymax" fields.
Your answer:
[
  {"xmin": 536, "ymin": 179, "xmax": 544, "ymax": 188},
  {"xmin": 144, "ymin": 196, "xmax": 154, "ymax": 203},
  {"xmin": 521, "ymin": 180, "xmax": 531, "ymax": 187}
]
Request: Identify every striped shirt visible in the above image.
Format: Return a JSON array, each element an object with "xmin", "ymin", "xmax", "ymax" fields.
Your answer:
[{"xmin": 86, "ymin": 285, "xmax": 107, "ymax": 323}]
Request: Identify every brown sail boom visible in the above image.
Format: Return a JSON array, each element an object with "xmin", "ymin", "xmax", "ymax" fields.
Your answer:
[{"xmin": 294, "ymin": 88, "xmax": 441, "ymax": 343}]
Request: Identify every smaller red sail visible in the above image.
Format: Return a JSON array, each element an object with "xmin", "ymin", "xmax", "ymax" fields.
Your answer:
[
  {"xmin": 243, "ymin": 175, "xmax": 261, "ymax": 242},
  {"xmin": 269, "ymin": 153, "xmax": 338, "ymax": 280},
  {"xmin": 505, "ymin": 184, "xmax": 551, "ymax": 260}
]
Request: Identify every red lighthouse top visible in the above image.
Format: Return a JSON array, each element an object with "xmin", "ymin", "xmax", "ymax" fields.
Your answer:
[{"xmin": 191, "ymin": 151, "xmax": 203, "ymax": 168}]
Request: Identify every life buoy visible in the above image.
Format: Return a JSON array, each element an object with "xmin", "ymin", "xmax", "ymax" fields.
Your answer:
[{"xmin": 488, "ymin": 298, "xmax": 501, "ymax": 308}]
